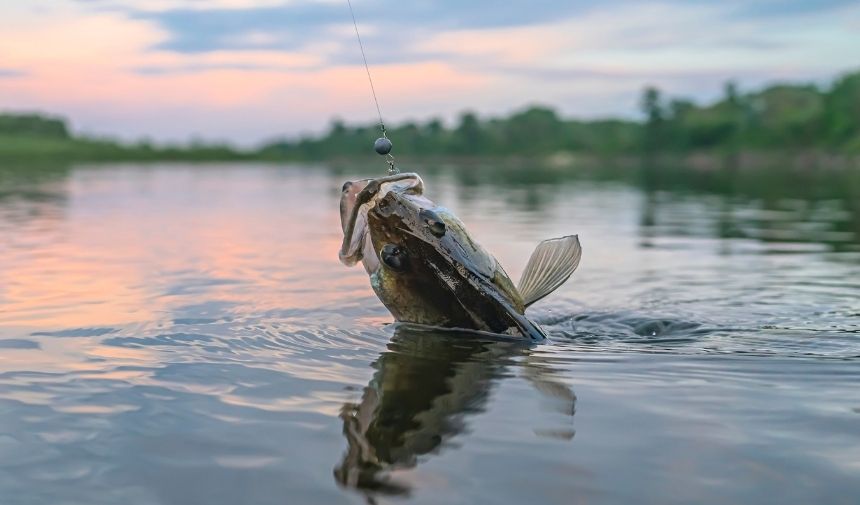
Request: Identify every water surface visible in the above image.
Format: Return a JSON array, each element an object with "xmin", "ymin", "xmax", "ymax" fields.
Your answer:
[{"xmin": 1, "ymin": 162, "xmax": 859, "ymax": 505}]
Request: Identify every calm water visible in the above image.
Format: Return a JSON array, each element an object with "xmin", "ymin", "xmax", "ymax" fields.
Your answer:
[{"xmin": 1, "ymin": 162, "xmax": 859, "ymax": 505}]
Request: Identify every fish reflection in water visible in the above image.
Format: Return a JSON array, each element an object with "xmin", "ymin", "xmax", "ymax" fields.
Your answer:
[{"xmin": 334, "ymin": 325, "xmax": 576, "ymax": 497}]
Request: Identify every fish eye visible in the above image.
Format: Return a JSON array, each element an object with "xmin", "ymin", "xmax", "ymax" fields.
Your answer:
[
  {"xmin": 381, "ymin": 243, "xmax": 408, "ymax": 272},
  {"xmin": 341, "ymin": 182, "xmax": 351, "ymax": 192},
  {"xmin": 428, "ymin": 221, "xmax": 446, "ymax": 237},
  {"xmin": 419, "ymin": 209, "xmax": 446, "ymax": 237}
]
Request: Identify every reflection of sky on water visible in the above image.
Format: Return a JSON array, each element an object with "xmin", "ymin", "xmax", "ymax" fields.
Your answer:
[{"xmin": 1, "ymin": 165, "xmax": 364, "ymax": 330}]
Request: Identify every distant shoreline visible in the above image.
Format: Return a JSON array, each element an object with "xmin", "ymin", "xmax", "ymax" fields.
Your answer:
[
  {"xmin": 2, "ymin": 147, "xmax": 858, "ymax": 172},
  {"xmin": 309, "ymin": 150, "xmax": 860, "ymax": 173}
]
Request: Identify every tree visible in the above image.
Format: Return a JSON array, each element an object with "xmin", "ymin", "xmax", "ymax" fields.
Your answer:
[
  {"xmin": 823, "ymin": 71, "xmax": 860, "ymax": 146},
  {"xmin": 451, "ymin": 112, "xmax": 486, "ymax": 154},
  {"xmin": 640, "ymin": 86, "xmax": 665, "ymax": 150},
  {"xmin": 0, "ymin": 113, "xmax": 70, "ymax": 138}
]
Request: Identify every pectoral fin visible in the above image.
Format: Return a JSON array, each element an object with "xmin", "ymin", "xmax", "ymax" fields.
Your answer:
[{"xmin": 517, "ymin": 235, "xmax": 581, "ymax": 308}]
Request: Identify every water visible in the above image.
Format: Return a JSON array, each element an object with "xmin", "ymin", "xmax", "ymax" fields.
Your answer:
[{"xmin": 1, "ymin": 162, "xmax": 859, "ymax": 505}]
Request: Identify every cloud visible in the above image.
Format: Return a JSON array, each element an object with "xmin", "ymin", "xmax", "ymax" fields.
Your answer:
[
  {"xmin": 120, "ymin": 0, "xmax": 600, "ymax": 55},
  {"xmin": 0, "ymin": 68, "xmax": 25, "ymax": 78},
  {"xmin": 459, "ymin": 3, "xmax": 856, "ymax": 72},
  {"xmin": 132, "ymin": 62, "xmax": 320, "ymax": 75},
  {"xmin": 729, "ymin": 0, "xmax": 859, "ymax": 18},
  {"xmin": 75, "ymin": 0, "xmax": 860, "ymax": 86},
  {"xmin": 82, "ymin": 0, "xmax": 856, "ymax": 58},
  {"xmin": 75, "ymin": 0, "xmax": 294, "ymax": 12}
]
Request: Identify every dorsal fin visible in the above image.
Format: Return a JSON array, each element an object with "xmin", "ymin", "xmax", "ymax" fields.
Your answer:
[{"xmin": 517, "ymin": 235, "xmax": 581, "ymax": 308}]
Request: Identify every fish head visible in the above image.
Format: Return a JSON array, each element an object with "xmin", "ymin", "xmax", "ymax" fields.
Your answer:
[{"xmin": 339, "ymin": 173, "xmax": 545, "ymax": 340}]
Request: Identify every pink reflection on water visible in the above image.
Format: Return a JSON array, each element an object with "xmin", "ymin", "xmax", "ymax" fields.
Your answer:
[{"xmin": 0, "ymin": 164, "xmax": 370, "ymax": 331}]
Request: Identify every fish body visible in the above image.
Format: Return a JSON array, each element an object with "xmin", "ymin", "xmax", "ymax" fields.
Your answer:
[{"xmin": 339, "ymin": 173, "xmax": 580, "ymax": 341}]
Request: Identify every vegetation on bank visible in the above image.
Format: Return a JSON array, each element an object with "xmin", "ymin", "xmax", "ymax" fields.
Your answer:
[
  {"xmin": 0, "ymin": 113, "xmax": 259, "ymax": 162},
  {"xmin": 267, "ymin": 69, "xmax": 860, "ymax": 160},
  {"xmin": 1, "ymin": 69, "xmax": 858, "ymax": 162}
]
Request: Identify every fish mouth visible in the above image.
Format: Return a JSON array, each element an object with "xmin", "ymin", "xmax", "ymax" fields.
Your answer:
[
  {"xmin": 339, "ymin": 178, "xmax": 371, "ymax": 234},
  {"xmin": 339, "ymin": 173, "xmax": 424, "ymax": 266}
]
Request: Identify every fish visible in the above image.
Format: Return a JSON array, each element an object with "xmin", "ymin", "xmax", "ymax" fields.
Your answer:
[{"xmin": 339, "ymin": 172, "xmax": 581, "ymax": 341}]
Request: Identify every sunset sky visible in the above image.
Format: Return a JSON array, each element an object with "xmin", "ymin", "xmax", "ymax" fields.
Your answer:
[{"xmin": 1, "ymin": 0, "xmax": 859, "ymax": 145}]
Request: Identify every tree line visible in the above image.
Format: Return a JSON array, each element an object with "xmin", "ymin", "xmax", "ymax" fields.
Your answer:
[
  {"xmin": 266, "ymin": 69, "xmax": 860, "ymax": 159},
  {"xmin": 0, "ymin": 113, "xmax": 256, "ymax": 162}
]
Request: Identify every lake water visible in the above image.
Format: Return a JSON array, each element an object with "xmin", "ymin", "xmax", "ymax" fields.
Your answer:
[{"xmin": 1, "ymin": 162, "xmax": 859, "ymax": 505}]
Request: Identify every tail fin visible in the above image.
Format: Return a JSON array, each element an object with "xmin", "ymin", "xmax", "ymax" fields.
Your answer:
[{"xmin": 517, "ymin": 235, "xmax": 581, "ymax": 308}]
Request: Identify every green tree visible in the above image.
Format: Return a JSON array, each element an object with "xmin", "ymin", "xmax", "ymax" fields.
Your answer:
[
  {"xmin": 451, "ymin": 112, "xmax": 487, "ymax": 154},
  {"xmin": 500, "ymin": 106, "xmax": 565, "ymax": 154},
  {"xmin": 823, "ymin": 72, "xmax": 860, "ymax": 148},
  {"xmin": 640, "ymin": 86, "xmax": 665, "ymax": 151},
  {"xmin": 0, "ymin": 113, "xmax": 70, "ymax": 138}
]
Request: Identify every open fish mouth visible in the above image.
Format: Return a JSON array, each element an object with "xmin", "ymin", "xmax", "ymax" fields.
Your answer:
[{"xmin": 339, "ymin": 173, "xmax": 425, "ymax": 266}]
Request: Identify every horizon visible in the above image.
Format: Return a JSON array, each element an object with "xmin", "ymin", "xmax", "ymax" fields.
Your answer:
[{"xmin": 2, "ymin": 0, "xmax": 859, "ymax": 145}]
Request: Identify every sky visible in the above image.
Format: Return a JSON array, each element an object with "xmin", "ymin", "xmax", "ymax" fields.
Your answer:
[{"xmin": 0, "ymin": 0, "xmax": 859, "ymax": 145}]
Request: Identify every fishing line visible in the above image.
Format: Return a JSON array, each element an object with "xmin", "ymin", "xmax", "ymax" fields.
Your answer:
[{"xmin": 346, "ymin": 0, "xmax": 398, "ymax": 174}]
